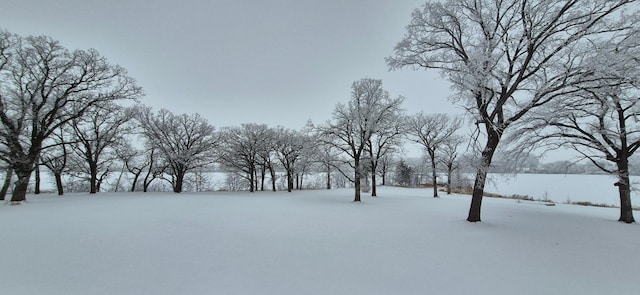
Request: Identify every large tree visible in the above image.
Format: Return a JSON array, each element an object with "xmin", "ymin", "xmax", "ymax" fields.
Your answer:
[
  {"xmin": 407, "ymin": 113, "xmax": 462, "ymax": 197},
  {"xmin": 0, "ymin": 30, "xmax": 142, "ymax": 202},
  {"xmin": 136, "ymin": 107, "xmax": 218, "ymax": 193},
  {"xmin": 388, "ymin": 0, "xmax": 635, "ymax": 221},
  {"xmin": 520, "ymin": 29, "xmax": 640, "ymax": 223},
  {"xmin": 318, "ymin": 78, "xmax": 404, "ymax": 202}
]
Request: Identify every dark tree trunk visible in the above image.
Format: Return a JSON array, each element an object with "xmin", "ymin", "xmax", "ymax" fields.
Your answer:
[
  {"xmin": 467, "ymin": 132, "xmax": 500, "ymax": 222},
  {"xmin": 287, "ymin": 169, "xmax": 294, "ymax": 192},
  {"xmin": 1, "ymin": 167, "xmax": 13, "ymax": 200},
  {"xmin": 326, "ymin": 167, "xmax": 331, "ymax": 190},
  {"xmin": 354, "ymin": 158, "xmax": 361, "ymax": 202},
  {"xmin": 89, "ymin": 163, "xmax": 98, "ymax": 194},
  {"xmin": 616, "ymin": 159, "xmax": 635, "ymax": 223},
  {"xmin": 260, "ymin": 167, "xmax": 266, "ymax": 191},
  {"xmin": 269, "ymin": 167, "xmax": 276, "ymax": 192},
  {"xmin": 295, "ymin": 174, "xmax": 300, "ymax": 190},
  {"xmin": 55, "ymin": 172, "xmax": 64, "ymax": 196},
  {"xmin": 11, "ymin": 168, "xmax": 33, "ymax": 202},
  {"xmin": 446, "ymin": 163, "xmax": 453, "ymax": 195},
  {"xmin": 371, "ymin": 166, "xmax": 377, "ymax": 197},
  {"xmin": 430, "ymin": 150, "xmax": 438, "ymax": 198},
  {"xmin": 130, "ymin": 172, "xmax": 141, "ymax": 192},
  {"xmin": 34, "ymin": 164, "xmax": 41, "ymax": 194},
  {"xmin": 174, "ymin": 171, "xmax": 185, "ymax": 193}
]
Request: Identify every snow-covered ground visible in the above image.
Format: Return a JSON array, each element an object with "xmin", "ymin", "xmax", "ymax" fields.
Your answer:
[{"xmin": 1, "ymin": 187, "xmax": 638, "ymax": 295}]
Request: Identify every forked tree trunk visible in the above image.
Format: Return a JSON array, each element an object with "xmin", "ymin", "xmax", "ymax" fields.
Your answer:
[
  {"xmin": 467, "ymin": 132, "xmax": 500, "ymax": 222},
  {"xmin": 11, "ymin": 168, "xmax": 33, "ymax": 203},
  {"xmin": 616, "ymin": 159, "xmax": 635, "ymax": 223},
  {"xmin": 1, "ymin": 167, "xmax": 13, "ymax": 200}
]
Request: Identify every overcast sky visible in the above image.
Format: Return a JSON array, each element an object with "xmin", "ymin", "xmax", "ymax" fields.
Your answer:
[{"xmin": 1, "ymin": 0, "xmax": 461, "ymax": 129}]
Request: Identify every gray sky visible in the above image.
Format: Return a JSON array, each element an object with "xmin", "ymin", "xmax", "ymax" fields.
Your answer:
[{"xmin": 1, "ymin": 0, "xmax": 461, "ymax": 129}]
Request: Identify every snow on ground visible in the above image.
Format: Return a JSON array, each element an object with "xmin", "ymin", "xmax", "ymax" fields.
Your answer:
[{"xmin": 1, "ymin": 187, "xmax": 639, "ymax": 295}]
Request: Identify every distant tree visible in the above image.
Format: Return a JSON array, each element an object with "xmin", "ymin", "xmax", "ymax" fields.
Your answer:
[
  {"xmin": 377, "ymin": 153, "xmax": 395, "ymax": 186},
  {"xmin": 274, "ymin": 127, "xmax": 306, "ymax": 192},
  {"xmin": 218, "ymin": 123, "xmax": 268, "ymax": 192},
  {"xmin": 366, "ymin": 105, "xmax": 405, "ymax": 196},
  {"xmin": 68, "ymin": 103, "xmax": 132, "ymax": 193},
  {"xmin": 438, "ymin": 135, "xmax": 464, "ymax": 194},
  {"xmin": 136, "ymin": 107, "xmax": 219, "ymax": 193},
  {"xmin": 395, "ymin": 159, "xmax": 414, "ymax": 187},
  {"xmin": 317, "ymin": 78, "xmax": 404, "ymax": 202},
  {"xmin": 315, "ymin": 141, "xmax": 342, "ymax": 190},
  {"xmin": 0, "ymin": 30, "xmax": 142, "ymax": 202},
  {"xmin": 408, "ymin": 113, "xmax": 462, "ymax": 197},
  {"xmin": 388, "ymin": 0, "xmax": 635, "ymax": 221}
]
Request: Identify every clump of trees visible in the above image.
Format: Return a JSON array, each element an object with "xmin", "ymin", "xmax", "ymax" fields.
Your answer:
[
  {"xmin": 388, "ymin": 0, "xmax": 638, "ymax": 222},
  {"xmin": 0, "ymin": 30, "xmax": 142, "ymax": 202}
]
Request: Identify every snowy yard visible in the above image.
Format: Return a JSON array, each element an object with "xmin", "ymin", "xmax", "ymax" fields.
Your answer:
[{"xmin": 1, "ymin": 186, "xmax": 639, "ymax": 295}]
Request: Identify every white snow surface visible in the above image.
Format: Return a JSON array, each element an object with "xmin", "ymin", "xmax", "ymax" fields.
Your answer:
[{"xmin": 1, "ymin": 187, "xmax": 639, "ymax": 295}]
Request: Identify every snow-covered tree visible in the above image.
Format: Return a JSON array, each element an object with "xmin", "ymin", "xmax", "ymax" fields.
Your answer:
[
  {"xmin": 0, "ymin": 30, "xmax": 142, "ymax": 202},
  {"xmin": 366, "ymin": 104, "xmax": 405, "ymax": 196},
  {"xmin": 438, "ymin": 134, "xmax": 464, "ymax": 195},
  {"xmin": 136, "ymin": 107, "xmax": 219, "ymax": 193},
  {"xmin": 388, "ymin": 0, "xmax": 636, "ymax": 221},
  {"xmin": 274, "ymin": 127, "xmax": 306, "ymax": 192},
  {"xmin": 68, "ymin": 103, "xmax": 132, "ymax": 193},
  {"xmin": 519, "ymin": 28, "xmax": 640, "ymax": 223},
  {"xmin": 218, "ymin": 123, "xmax": 270, "ymax": 192},
  {"xmin": 407, "ymin": 113, "xmax": 462, "ymax": 197},
  {"xmin": 318, "ymin": 78, "xmax": 404, "ymax": 202}
]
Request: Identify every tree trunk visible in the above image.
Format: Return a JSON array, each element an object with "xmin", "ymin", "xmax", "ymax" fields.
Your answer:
[
  {"xmin": 269, "ymin": 167, "xmax": 276, "ymax": 192},
  {"xmin": 11, "ymin": 168, "xmax": 33, "ymax": 202},
  {"xmin": 326, "ymin": 167, "xmax": 331, "ymax": 190},
  {"xmin": 89, "ymin": 163, "xmax": 98, "ymax": 194},
  {"xmin": 55, "ymin": 172, "xmax": 64, "ymax": 196},
  {"xmin": 467, "ymin": 132, "xmax": 500, "ymax": 222},
  {"xmin": 354, "ymin": 158, "xmax": 361, "ymax": 202},
  {"xmin": 1, "ymin": 167, "xmax": 13, "ymax": 200},
  {"xmin": 260, "ymin": 167, "xmax": 266, "ymax": 191},
  {"xmin": 430, "ymin": 151, "xmax": 438, "ymax": 198},
  {"xmin": 130, "ymin": 173, "xmax": 140, "ymax": 192},
  {"xmin": 370, "ymin": 166, "xmax": 377, "ymax": 197},
  {"xmin": 446, "ymin": 163, "xmax": 453, "ymax": 195},
  {"xmin": 616, "ymin": 159, "xmax": 635, "ymax": 223},
  {"xmin": 174, "ymin": 171, "xmax": 184, "ymax": 193},
  {"xmin": 287, "ymin": 170, "xmax": 293, "ymax": 192},
  {"xmin": 34, "ymin": 164, "xmax": 41, "ymax": 194}
]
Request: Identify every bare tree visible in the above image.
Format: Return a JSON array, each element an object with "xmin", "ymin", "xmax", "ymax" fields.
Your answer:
[
  {"xmin": 218, "ymin": 123, "xmax": 269, "ymax": 192},
  {"xmin": 407, "ymin": 113, "xmax": 462, "ymax": 197},
  {"xmin": 318, "ymin": 78, "xmax": 404, "ymax": 202},
  {"xmin": 0, "ymin": 30, "xmax": 142, "ymax": 202},
  {"xmin": 519, "ymin": 29, "xmax": 640, "ymax": 223},
  {"xmin": 274, "ymin": 127, "xmax": 306, "ymax": 192},
  {"xmin": 366, "ymin": 109, "xmax": 405, "ymax": 196},
  {"xmin": 438, "ymin": 135, "xmax": 464, "ymax": 195},
  {"xmin": 68, "ymin": 103, "xmax": 132, "ymax": 193},
  {"xmin": 40, "ymin": 129, "xmax": 69, "ymax": 195},
  {"xmin": 136, "ymin": 107, "xmax": 219, "ymax": 193},
  {"xmin": 388, "ymin": 0, "xmax": 635, "ymax": 221}
]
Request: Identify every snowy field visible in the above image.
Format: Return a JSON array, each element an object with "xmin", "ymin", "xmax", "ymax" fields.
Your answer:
[
  {"xmin": 1, "ymin": 186, "xmax": 639, "ymax": 295},
  {"xmin": 485, "ymin": 173, "xmax": 640, "ymax": 206}
]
